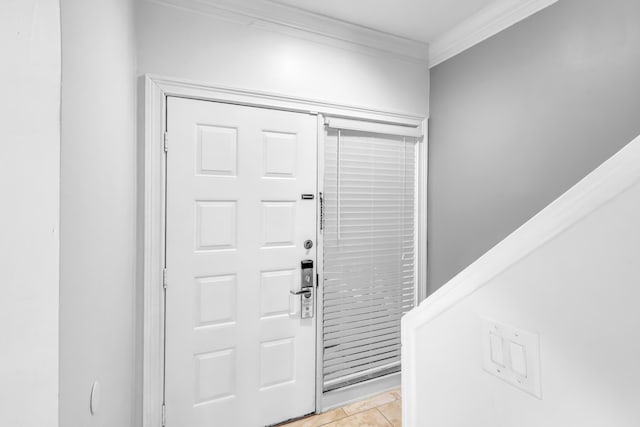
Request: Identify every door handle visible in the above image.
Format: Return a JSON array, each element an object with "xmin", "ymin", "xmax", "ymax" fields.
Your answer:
[{"xmin": 292, "ymin": 260, "xmax": 314, "ymax": 319}]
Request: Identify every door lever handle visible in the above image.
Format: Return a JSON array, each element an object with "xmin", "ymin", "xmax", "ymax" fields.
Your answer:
[{"xmin": 296, "ymin": 259, "xmax": 314, "ymax": 319}]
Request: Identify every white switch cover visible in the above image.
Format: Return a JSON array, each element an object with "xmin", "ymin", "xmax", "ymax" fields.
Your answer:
[{"xmin": 482, "ymin": 318, "xmax": 542, "ymax": 399}]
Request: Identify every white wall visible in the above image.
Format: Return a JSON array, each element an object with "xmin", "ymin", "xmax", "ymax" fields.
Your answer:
[
  {"xmin": 407, "ymin": 139, "xmax": 640, "ymax": 426},
  {"xmin": 136, "ymin": 0, "xmax": 429, "ymax": 116},
  {"xmin": 59, "ymin": 0, "xmax": 138, "ymax": 426},
  {"xmin": 136, "ymin": 1, "xmax": 429, "ymax": 422},
  {"xmin": 0, "ymin": 1, "xmax": 60, "ymax": 426},
  {"xmin": 56, "ymin": 2, "xmax": 428, "ymax": 427}
]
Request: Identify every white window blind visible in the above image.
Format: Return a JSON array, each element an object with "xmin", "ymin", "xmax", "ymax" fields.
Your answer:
[{"xmin": 322, "ymin": 127, "xmax": 417, "ymax": 391}]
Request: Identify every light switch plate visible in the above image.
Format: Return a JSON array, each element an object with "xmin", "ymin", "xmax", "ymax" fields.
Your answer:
[{"xmin": 482, "ymin": 318, "xmax": 542, "ymax": 399}]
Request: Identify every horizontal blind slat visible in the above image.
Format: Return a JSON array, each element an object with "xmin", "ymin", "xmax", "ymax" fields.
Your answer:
[
  {"xmin": 323, "ymin": 286, "xmax": 413, "ymax": 303},
  {"xmin": 323, "ymin": 306, "xmax": 410, "ymax": 327},
  {"xmin": 323, "ymin": 314, "xmax": 405, "ymax": 335},
  {"xmin": 325, "ymin": 336, "xmax": 401, "ymax": 358},
  {"xmin": 324, "ymin": 324, "xmax": 399, "ymax": 347},
  {"xmin": 323, "ymin": 353, "xmax": 401, "ymax": 380},
  {"xmin": 323, "ymin": 284, "xmax": 415, "ymax": 300},
  {"xmin": 324, "ymin": 300, "xmax": 415, "ymax": 319},
  {"xmin": 325, "ymin": 349, "xmax": 402, "ymax": 372}
]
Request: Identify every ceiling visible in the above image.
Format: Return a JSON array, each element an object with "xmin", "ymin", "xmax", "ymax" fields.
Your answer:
[{"xmin": 269, "ymin": 0, "xmax": 497, "ymax": 43}]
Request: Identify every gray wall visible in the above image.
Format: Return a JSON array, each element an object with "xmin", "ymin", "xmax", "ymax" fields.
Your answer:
[{"xmin": 428, "ymin": 0, "xmax": 640, "ymax": 293}]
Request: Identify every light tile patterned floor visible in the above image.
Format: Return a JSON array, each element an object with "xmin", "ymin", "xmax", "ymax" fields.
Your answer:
[{"xmin": 280, "ymin": 389, "xmax": 401, "ymax": 427}]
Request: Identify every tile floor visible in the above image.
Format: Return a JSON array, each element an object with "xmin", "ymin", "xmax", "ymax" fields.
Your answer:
[{"xmin": 280, "ymin": 389, "xmax": 401, "ymax": 427}]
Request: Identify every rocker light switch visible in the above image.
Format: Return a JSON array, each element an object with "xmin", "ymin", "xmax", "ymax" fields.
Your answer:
[
  {"xmin": 509, "ymin": 342, "xmax": 527, "ymax": 377},
  {"xmin": 489, "ymin": 333, "xmax": 505, "ymax": 367}
]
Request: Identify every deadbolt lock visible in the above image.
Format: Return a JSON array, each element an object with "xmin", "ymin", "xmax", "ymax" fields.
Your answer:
[{"xmin": 304, "ymin": 240, "xmax": 313, "ymax": 250}]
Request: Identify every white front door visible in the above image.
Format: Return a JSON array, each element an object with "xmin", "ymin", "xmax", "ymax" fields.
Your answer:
[{"xmin": 165, "ymin": 96, "xmax": 317, "ymax": 427}]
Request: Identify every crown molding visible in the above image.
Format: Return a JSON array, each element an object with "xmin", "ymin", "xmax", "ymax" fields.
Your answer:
[
  {"xmin": 429, "ymin": 0, "xmax": 558, "ymax": 68},
  {"xmin": 147, "ymin": 0, "xmax": 429, "ymax": 63}
]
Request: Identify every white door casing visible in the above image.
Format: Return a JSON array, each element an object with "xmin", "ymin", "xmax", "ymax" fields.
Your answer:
[
  {"xmin": 143, "ymin": 75, "xmax": 426, "ymax": 427},
  {"xmin": 164, "ymin": 96, "xmax": 317, "ymax": 426}
]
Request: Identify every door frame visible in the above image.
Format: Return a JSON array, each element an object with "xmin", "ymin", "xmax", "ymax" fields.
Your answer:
[{"xmin": 142, "ymin": 74, "xmax": 427, "ymax": 427}]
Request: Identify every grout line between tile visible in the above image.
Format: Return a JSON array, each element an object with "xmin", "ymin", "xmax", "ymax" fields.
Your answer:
[
  {"xmin": 318, "ymin": 412, "xmax": 347, "ymax": 427},
  {"xmin": 377, "ymin": 407, "xmax": 394, "ymax": 427}
]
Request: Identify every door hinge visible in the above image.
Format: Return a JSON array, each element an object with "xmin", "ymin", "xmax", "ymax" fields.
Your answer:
[
  {"xmin": 319, "ymin": 192, "xmax": 324, "ymax": 232},
  {"xmin": 163, "ymin": 132, "xmax": 168, "ymax": 153},
  {"xmin": 162, "ymin": 268, "xmax": 168, "ymax": 289},
  {"xmin": 162, "ymin": 403, "xmax": 166, "ymax": 426}
]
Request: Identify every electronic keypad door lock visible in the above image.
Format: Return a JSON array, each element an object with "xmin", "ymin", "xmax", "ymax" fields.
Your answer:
[{"xmin": 290, "ymin": 260, "xmax": 314, "ymax": 319}]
